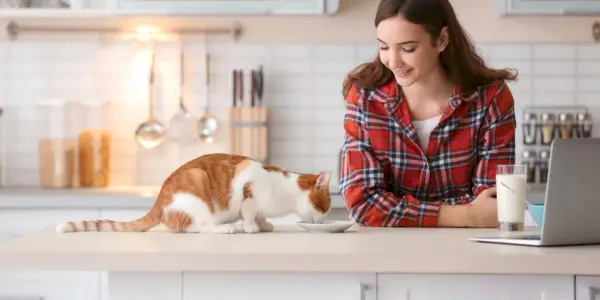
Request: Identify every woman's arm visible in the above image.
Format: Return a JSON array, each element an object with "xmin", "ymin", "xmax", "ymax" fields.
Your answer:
[{"xmin": 339, "ymin": 82, "xmax": 516, "ymax": 228}]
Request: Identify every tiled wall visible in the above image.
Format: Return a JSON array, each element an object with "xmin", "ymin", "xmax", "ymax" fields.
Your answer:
[{"xmin": 0, "ymin": 39, "xmax": 599, "ymax": 191}]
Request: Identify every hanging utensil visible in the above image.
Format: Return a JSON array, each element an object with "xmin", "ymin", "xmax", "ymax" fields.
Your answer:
[
  {"xmin": 135, "ymin": 42, "xmax": 166, "ymax": 149},
  {"xmin": 254, "ymin": 66, "xmax": 266, "ymax": 162},
  {"xmin": 255, "ymin": 65, "xmax": 264, "ymax": 107},
  {"xmin": 230, "ymin": 69, "xmax": 239, "ymax": 155},
  {"xmin": 167, "ymin": 41, "xmax": 197, "ymax": 144},
  {"xmin": 197, "ymin": 39, "xmax": 218, "ymax": 143}
]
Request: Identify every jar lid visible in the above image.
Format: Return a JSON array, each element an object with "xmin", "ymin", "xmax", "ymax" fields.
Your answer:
[
  {"xmin": 37, "ymin": 99, "xmax": 68, "ymax": 106},
  {"xmin": 541, "ymin": 112, "xmax": 555, "ymax": 121},
  {"xmin": 523, "ymin": 112, "xmax": 537, "ymax": 121},
  {"xmin": 522, "ymin": 149, "xmax": 537, "ymax": 159},
  {"xmin": 577, "ymin": 112, "xmax": 591, "ymax": 121},
  {"xmin": 558, "ymin": 112, "xmax": 574, "ymax": 122}
]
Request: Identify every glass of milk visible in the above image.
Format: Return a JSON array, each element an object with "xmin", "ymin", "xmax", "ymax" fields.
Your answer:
[{"xmin": 496, "ymin": 165, "xmax": 528, "ymax": 232}]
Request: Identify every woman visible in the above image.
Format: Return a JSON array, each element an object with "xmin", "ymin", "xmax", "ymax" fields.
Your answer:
[{"xmin": 339, "ymin": 0, "xmax": 518, "ymax": 228}]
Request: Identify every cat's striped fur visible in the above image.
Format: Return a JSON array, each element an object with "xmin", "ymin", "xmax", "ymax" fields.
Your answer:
[{"xmin": 56, "ymin": 153, "xmax": 332, "ymax": 234}]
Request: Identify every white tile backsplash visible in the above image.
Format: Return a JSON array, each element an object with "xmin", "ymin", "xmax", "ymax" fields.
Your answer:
[
  {"xmin": 532, "ymin": 61, "xmax": 576, "ymax": 76},
  {"xmin": 491, "ymin": 44, "xmax": 531, "ymax": 59},
  {"xmin": 577, "ymin": 45, "xmax": 600, "ymax": 59},
  {"xmin": 0, "ymin": 39, "xmax": 599, "ymax": 190},
  {"xmin": 532, "ymin": 44, "xmax": 576, "ymax": 59},
  {"xmin": 577, "ymin": 61, "xmax": 600, "ymax": 76}
]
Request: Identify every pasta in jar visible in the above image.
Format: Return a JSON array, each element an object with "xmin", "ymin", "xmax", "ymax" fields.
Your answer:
[{"xmin": 78, "ymin": 129, "xmax": 111, "ymax": 187}]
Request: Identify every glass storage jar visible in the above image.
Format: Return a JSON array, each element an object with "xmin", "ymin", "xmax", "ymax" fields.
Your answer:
[
  {"xmin": 73, "ymin": 100, "xmax": 111, "ymax": 188},
  {"xmin": 36, "ymin": 100, "xmax": 78, "ymax": 188}
]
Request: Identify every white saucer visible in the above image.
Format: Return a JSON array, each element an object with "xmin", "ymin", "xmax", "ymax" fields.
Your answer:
[{"xmin": 297, "ymin": 220, "xmax": 355, "ymax": 233}]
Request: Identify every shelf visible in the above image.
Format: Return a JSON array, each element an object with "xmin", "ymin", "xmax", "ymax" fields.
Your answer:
[
  {"xmin": 0, "ymin": 8, "xmax": 116, "ymax": 19},
  {"xmin": 0, "ymin": 0, "xmax": 339, "ymax": 19}
]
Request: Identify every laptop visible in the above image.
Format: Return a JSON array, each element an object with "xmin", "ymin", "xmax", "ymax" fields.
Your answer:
[{"xmin": 469, "ymin": 138, "xmax": 600, "ymax": 247}]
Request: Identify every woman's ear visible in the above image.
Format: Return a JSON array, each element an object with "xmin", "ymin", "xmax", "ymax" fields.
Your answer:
[{"xmin": 438, "ymin": 26, "xmax": 449, "ymax": 53}]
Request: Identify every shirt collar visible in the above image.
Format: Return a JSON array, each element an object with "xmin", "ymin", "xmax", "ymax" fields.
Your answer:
[{"xmin": 371, "ymin": 77, "xmax": 478, "ymax": 106}]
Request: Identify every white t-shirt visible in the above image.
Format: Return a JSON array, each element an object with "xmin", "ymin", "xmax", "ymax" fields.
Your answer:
[{"xmin": 412, "ymin": 115, "xmax": 442, "ymax": 153}]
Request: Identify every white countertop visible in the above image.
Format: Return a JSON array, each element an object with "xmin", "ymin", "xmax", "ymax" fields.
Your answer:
[
  {"xmin": 0, "ymin": 225, "xmax": 598, "ymax": 275},
  {"xmin": 0, "ymin": 186, "xmax": 345, "ymax": 209}
]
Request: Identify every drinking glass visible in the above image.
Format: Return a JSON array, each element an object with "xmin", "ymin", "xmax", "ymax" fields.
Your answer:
[{"xmin": 496, "ymin": 165, "xmax": 528, "ymax": 232}]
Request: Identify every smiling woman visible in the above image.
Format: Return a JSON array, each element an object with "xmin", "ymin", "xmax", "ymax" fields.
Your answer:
[{"xmin": 339, "ymin": 0, "xmax": 519, "ymax": 228}]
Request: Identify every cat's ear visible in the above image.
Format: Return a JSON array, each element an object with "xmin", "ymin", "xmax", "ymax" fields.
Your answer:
[{"xmin": 316, "ymin": 171, "xmax": 331, "ymax": 188}]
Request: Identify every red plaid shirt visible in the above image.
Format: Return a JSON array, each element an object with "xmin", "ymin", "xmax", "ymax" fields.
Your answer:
[{"xmin": 340, "ymin": 79, "xmax": 516, "ymax": 227}]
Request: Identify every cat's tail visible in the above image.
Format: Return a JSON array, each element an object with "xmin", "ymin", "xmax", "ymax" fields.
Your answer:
[
  {"xmin": 56, "ymin": 195, "xmax": 164, "ymax": 233},
  {"xmin": 55, "ymin": 215, "xmax": 159, "ymax": 233}
]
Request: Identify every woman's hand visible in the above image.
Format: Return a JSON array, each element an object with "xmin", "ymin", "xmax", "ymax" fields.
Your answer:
[{"xmin": 466, "ymin": 187, "xmax": 498, "ymax": 228}]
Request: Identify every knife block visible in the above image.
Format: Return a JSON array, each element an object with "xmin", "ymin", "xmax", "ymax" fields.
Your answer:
[{"xmin": 229, "ymin": 106, "xmax": 268, "ymax": 163}]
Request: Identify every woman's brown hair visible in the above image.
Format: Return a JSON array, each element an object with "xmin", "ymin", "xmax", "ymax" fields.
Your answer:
[{"xmin": 342, "ymin": 0, "xmax": 517, "ymax": 99}]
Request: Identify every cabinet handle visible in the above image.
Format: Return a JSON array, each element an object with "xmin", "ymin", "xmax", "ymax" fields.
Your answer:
[{"xmin": 589, "ymin": 287, "xmax": 600, "ymax": 300}]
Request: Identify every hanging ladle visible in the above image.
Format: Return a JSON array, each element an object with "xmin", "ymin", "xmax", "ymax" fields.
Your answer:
[
  {"xmin": 167, "ymin": 41, "xmax": 197, "ymax": 144},
  {"xmin": 197, "ymin": 45, "xmax": 218, "ymax": 142},
  {"xmin": 135, "ymin": 42, "xmax": 166, "ymax": 149}
]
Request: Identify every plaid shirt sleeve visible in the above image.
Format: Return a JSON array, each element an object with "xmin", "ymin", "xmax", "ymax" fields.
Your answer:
[{"xmin": 339, "ymin": 83, "xmax": 516, "ymax": 227}]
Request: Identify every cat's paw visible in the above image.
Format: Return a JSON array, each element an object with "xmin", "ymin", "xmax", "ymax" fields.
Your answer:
[
  {"xmin": 258, "ymin": 221, "xmax": 274, "ymax": 232},
  {"xmin": 242, "ymin": 222, "xmax": 261, "ymax": 233},
  {"xmin": 212, "ymin": 224, "xmax": 236, "ymax": 234}
]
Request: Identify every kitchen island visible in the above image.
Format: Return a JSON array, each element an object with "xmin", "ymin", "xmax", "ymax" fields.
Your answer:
[{"xmin": 0, "ymin": 224, "xmax": 599, "ymax": 300}]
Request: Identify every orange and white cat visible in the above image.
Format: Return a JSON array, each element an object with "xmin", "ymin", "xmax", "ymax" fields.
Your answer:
[{"xmin": 56, "ymin": 153, "xmax": 332, "ymax": 234}]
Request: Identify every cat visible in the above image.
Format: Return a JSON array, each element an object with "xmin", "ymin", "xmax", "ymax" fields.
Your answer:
[{"xmin": 56, "ymin": 153, "xmax": 332, "ymax": 234}]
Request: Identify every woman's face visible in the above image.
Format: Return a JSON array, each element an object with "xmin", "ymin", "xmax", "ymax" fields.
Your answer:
[{"xmin": 376, "ymin": 15, "xmax": 448, "ymax": 87}]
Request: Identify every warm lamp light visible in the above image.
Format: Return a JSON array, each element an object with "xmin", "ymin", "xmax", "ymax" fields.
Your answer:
[{"xmin": 134, "ymin": 25, "xmax": 161, "ymax": 41}]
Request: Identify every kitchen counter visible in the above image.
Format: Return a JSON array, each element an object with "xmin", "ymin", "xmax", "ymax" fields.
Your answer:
[
  {"xmin": 0, "ymin": 186, "xmax": 579, "ymax": 300},
  {"xmin": 1, "ymin": 224, "xmax": 597, "ymax": 300},
  {"xmin": 0, "ymin": 186, "xmax": 346, "ymax": 209},
  {"xmin": 0, "ymin": 225, "xmax": 598, "ymax": 275}
]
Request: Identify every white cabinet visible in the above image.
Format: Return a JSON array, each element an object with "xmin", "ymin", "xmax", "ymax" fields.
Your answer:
[
  {"xmin": 0, "ymin": 0, "xmax": 340, "ymax": 19},
  {"xmin": 107, "ymin": 272, "xmax": 182, "ymax": 300},
  {"xmin": 377, "ymin": 274, "xmax": 574, "ymax": 300},
  {"xmin": 0, "ymin": 271, "xmax": 100, "ymax": 300},
  {"xmin": 491, "ymin": 0, "xmax": 600, "ymax": 16},
  {"xmin": 576, "ymin": 276, "xmax": 600, "ymax": 300},
  {"xmin": 115, "ymin": 0, "xmax": 340, "ymax": 15},
  {"xmin": 182, "ymin": 272, "xmax": 376, "ymax": 300},
  {"xmin": 0, "ymin": 209, "xmax": 101, "ymax": 300}
]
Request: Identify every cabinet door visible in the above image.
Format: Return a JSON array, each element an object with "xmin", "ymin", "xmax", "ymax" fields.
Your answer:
[
  {"xmin": 508, "ymin": 0, "xmax": 600, "ymax": 13},
  {"xmin": 97, "ymin": 208, "xmax": 152, "ymax": 300},
  {"xmin": 183, "ymin": 272, "xmax": 376, "ymax": 300},
  {"xmin": 576, "ymin": 276, "xmax": 600, "ymax": 300},
  {"xmin": 492, "ymin": 0, "xmax": 600, "ymax": 15},
  {"xmin": 378, "ymin": 274, "xmax": 574, "ymax": 300},
  {"xmin": 0, "ymin": 209, "xmax": 101, "ymax": 300},
  {"xmin": 115, "ymin": 0, "xmax": 333, "ymax": 15},
  {"xmin": 0, "ymin": 271, "xmax": 100, "ymax": 300}
]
